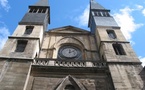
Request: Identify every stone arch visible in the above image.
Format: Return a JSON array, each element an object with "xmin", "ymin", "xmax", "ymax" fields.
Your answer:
[
  {"xmin": 64, "ymin": 84, "xmax": 75, "ymax": 90},
  {"xmin": 54, "ymin": 37, "xmax": 85, "ymax": 50}
]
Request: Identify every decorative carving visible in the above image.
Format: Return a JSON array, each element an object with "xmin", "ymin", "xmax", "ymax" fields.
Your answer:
[{"xmin": 32, "ymin": 59, "xmax": 107, "ymax": 68}]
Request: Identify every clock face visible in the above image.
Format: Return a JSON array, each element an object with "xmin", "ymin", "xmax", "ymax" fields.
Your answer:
[
  {"xmin": 61, "ymin": 48, "xmax": 77, "ymax": 58},
  {"xmin": 58, "ymin": 46, "xmax": 81, "ymax": 59}
]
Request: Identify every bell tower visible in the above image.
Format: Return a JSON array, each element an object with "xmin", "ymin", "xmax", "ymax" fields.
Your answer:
[
  {"xmin": 89, "ymin": 0, "xmax": 144, "ymax": 89},
  {"xmin": 0, "ymin": 0, "xmax": 50, "ymax": 59},
  {"xmin": 0, "ymin": 0, "xmax": 50, "ymax": 89}
]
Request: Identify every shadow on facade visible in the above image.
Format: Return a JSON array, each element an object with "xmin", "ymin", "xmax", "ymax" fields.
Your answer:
[{"xmin": 139, "ymin": 67, "xmax": 145, "ymax": 89}]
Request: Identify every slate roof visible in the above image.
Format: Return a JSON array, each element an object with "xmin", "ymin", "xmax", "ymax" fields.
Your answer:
[
  {"xmin": 94, "ymin": 17, "xmax": 119, "ymax": 27},
  {"xmin": 33, "ymin": 0, "xmax": 49, "ymax": 7},
  {"xmin": 88, "ymin": 0, "xmax": 119, "ymax": 28},
  {"xmin": 90, "ymin": 0, "xmax": 106, "ymax": 10}
]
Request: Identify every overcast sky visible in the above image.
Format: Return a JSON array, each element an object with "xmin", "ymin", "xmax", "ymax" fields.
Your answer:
[{"xmin": 0, "ymin": 0, "xmax": 145, "ymax": 66}]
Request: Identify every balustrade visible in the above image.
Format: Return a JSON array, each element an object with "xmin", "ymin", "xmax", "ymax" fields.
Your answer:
[{"xmin": 32, "ymin": 59, "xmax": 107, "ymax": 68}]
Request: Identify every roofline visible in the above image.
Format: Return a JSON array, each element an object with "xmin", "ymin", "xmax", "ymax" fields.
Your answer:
[{"xmin": 48, "ymin": 25, "xmax": 90, "ymax": 32}]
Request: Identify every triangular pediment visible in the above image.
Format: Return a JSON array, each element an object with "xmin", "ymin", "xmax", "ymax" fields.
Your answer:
[
  {"xmin": 54, "ymin": 75, "xmax": 86, "ymax": 90},
  {"xmin": 48, "ymin": 25, "xmax": 90, "ymax": 34}
]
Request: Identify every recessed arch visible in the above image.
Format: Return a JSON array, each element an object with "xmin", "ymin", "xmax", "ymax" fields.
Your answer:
[
  {"xmin": 54, "ymin": 75, "xmax": 86, "ymax": 90},
  {"xmin": 53, "ymin": 37, "xmax": 85, "ymax": 50},
  {"xmin": 64, "ymin": 84, "xmax": 75, "ymax": 90},
  {"xmin": 51, "ymin": 37, "xmax": 86, "ymax": 59}
]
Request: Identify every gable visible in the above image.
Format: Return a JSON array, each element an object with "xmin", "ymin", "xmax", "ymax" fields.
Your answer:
[
  {"xmin": 48, "ymin": 25, "xmax": 90, "ymax": 34},
  {"xmin": 54, "ymin": 75, "xmax": 86, "ymax": 90}
]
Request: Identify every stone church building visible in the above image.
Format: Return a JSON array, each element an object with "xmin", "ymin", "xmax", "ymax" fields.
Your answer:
[{"xmin": 0, "ymin": 0, "xmax": 145, "ymax": 90}]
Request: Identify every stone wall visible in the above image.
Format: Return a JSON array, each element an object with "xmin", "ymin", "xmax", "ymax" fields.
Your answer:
[
  {"xmin": 26, "ymin": 73, "xmax": 114, "ymax": 90},
  {"xmin": 0, "ymin": 60, "xmax": 31, "ymax": 90},
  {"xmin": 109, "ymin": 64, "xmax": 144, "ymax": 90},
  {"xmin": 39, "ymin": 26, "xmax": 100, "ymax": 60}
]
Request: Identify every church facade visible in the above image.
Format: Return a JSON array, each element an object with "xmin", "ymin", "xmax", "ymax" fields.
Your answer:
[{"xmin": 0, "ymin": 0, "xmax": 144, "ymax": 90}]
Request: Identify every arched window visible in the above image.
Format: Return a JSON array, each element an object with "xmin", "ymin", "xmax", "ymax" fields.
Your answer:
[{"xmin": 64, "ymin": 84, "xmax": 75, "ymax": 90}]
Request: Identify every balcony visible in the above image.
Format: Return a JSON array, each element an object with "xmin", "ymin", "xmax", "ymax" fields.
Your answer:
[{"xmin": 32, "ymin": 58, "xmax": 107, "ymax": 68}]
